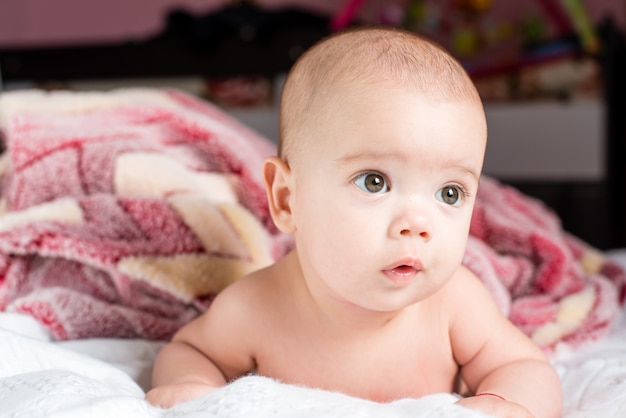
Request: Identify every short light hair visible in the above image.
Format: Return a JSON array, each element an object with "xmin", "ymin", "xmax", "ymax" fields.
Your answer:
[{"xmin": 278, "ymin": 27, "xmax": 481, "ymax": 161}]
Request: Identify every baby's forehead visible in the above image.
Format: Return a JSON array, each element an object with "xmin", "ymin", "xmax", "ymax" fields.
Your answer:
[
  {"xmin": 305, "ymin": 91, "xmax": 484, "ymax": 146},
  {"xmin": 280, "ymin": 28, "xmax": 482, "ymax": 159},
  {"xmin": 308, "ymin": 59, "xmax": 477, "ymax": 106}
]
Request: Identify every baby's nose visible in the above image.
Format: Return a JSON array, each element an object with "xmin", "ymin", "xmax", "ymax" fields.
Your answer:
[{"xmin": 389, "ymin": 206, "xmax": 431, "ymax": 241}]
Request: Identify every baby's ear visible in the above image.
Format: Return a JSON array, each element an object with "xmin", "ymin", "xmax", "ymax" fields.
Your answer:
[{"xmin": 263, "ymin": 157, "xmax": 296, "ymax": 233}]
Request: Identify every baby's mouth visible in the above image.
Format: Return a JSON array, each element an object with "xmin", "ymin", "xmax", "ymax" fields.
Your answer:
[
  {"xmin": 383, "ymin": 259, "xmax": 422, "ymax": 285},
  {"xmin": 387, "ymin": 265, "xmax": 413, "ymax": 277},
  {"xmin": 384, "ymin": 258, "xmax": 423, "ymax": 272}
]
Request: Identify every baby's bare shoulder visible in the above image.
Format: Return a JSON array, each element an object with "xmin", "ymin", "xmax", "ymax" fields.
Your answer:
[
  {"xmin": 176, "ymin": 264, "xmax": 282, "ymax": 351},
  {"xmin": 211, "ymin": 265, "xmax": 281, "ymax": 316},
  {"xmin": 438, "ymin": 265, "xmax": 492, "ymax": 305},
  {"xmin": 453, "ymin": 264, "xmax": 503, "ymax": 300},
  {"xmin": 440, "ymin": 265, "xmax": 510, "ymax": 341}
]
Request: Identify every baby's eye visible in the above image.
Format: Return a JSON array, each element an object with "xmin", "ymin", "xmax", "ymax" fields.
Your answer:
[
  {"xmin": 436, "ymin": 185, "xmax": 464, "ymax": 206},
  {"xmin": 354, "ymin": 172, "xmax": 389, "ymax": 194}
]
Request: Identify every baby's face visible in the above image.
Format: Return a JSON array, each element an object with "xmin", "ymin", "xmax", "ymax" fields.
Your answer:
[{"xmin": 288, "ymin": 88, "xmax": 487, "ymax": 312}]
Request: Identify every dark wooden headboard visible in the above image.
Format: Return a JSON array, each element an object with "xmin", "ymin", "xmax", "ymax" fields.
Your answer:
[
  {"xmin": 601, "ymin": 18, "xmax": 626, "ymax": 248},
  {"xmin": 0, "ymin": 5, "xmax": 330, "ymax": 83}
]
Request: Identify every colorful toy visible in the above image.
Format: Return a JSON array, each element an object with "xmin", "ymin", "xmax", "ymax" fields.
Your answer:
[{"xmin": 559, "ymin": 0, "xmax": 599, "ymax": 53}]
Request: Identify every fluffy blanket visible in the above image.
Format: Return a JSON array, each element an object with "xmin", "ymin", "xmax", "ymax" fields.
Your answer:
[
  {"xmin": 0, "ymin": 88, "xmax": 289, "ymax": 340},
  {"xmin": 465, "ymin": 178, "xmax": 626, "ymax": 352},
  {"xmin": 0, "ymin": 322, "xmax": 489, "ymax": 418},
  {"xmin": 0, "ymin": 88, "xmax": 624, "ymax": 353},
  {"xmin": 3, "ymin": 308, "xmax": 626, "ymax": 417}
]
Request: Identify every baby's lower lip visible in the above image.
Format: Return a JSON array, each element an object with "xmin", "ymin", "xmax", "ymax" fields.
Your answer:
[{"xmin": 383, "ymin": 266, "xmax": 418, "ymax": 285}]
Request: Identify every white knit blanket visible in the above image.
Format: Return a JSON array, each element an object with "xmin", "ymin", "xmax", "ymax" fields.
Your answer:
[
  {"xmin": 2, "ymin": 307, "xmax": 626, "ymax": 417},
  {"xmin": 0, "ymin": 315, "xmax": 487, "ymax": 418}
]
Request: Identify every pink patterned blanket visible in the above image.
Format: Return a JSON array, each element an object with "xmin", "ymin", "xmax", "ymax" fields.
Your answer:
[
  {"xmin": 0, "ymin": 89, "xmax": 624, "ymax": 353},
  {"xmin": 0, "ymin": 89, "xmax": 289, "ymax": 340},
  {"xmin": 466, "ymin": 178, "xmax": 626, "ymax": 352}
]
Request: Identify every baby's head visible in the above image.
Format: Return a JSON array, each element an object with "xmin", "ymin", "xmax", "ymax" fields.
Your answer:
[
  {"xmin": 279, "ymin": 26, "xmax": 483, "ymax": 164},
  {"xmin": 266, "ymin": 27, "xmax": 487, "ymax": 312}
]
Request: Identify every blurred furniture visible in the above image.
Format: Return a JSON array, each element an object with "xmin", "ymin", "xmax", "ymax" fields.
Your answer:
[{"xmin": 1, "ymin": 5, "xmax": 625, "ymax": 249}]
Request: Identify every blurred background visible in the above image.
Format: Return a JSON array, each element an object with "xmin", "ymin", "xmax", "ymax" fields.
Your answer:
[{"xmin": 0, "ymin": 0, "xmax": 625, "ymax": 249}]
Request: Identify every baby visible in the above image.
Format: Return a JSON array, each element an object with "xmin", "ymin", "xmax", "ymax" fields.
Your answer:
[{"xmin": 146, "ymin": 27, "xmax": 562, "ymax": 417}]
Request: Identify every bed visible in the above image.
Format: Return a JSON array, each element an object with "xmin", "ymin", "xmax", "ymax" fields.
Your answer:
[{"xmin": 1, "ymin": 4, "xmax": 626, "ymax": 418}]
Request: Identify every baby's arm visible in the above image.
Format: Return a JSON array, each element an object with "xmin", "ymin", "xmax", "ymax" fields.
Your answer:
[
  {"xmin": 449, "ymin": 267, "xmax": 562, "ymax": 418},
  {"xmin": 146, "ymin": 281, "xmax": 257, "ymax": 408},
  {"xmin": 145, "ymin": 337, "xmax": 227, "ymax": 408}
]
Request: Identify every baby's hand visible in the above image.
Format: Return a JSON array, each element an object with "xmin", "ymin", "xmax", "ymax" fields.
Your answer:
[
  {"xmin": 456, "ymin": 394, "xmax": 534, "ymax": 418},
  {"xmin": 145, "ymin": 382, "xmax": 218, "ymax": 409}
]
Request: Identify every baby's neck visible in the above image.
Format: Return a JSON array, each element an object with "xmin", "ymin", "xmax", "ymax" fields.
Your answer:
[{"xmin": 284, "ymin": 251, "xmax": 405, "ymax": 334}]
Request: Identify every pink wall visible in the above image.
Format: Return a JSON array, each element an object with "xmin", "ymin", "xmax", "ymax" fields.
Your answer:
[
  {"xmin": 0, "ymin": 0, "xmax": 350, "ymax": 47},
  {"xmin": 0, "ymin": 0, "xmax": 623, "ymax": 47}
]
